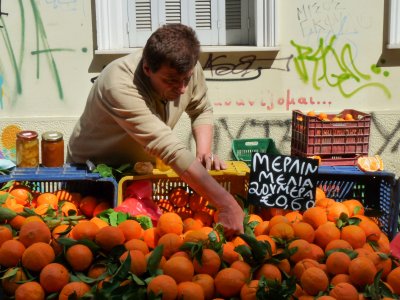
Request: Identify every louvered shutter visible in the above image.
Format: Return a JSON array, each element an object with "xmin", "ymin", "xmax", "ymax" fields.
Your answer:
[{"xmin": 225, "ymin": 0, "xmax": 249, "ymax": 45}]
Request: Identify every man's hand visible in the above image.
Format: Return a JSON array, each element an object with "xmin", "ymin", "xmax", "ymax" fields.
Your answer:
[{"xmin": 197, "ymin": 153, "xmax": 227, "ymax": 170}]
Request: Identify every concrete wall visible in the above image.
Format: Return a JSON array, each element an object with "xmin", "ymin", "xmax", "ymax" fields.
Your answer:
[{"xmin": 0, "ymin": 0, "xmax": 399, "ymax": 174}]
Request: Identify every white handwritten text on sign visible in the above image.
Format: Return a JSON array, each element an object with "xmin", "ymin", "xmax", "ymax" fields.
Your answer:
[{"xmin": 248, "ymin": 153, "xmax": 319, "ymax": 211}]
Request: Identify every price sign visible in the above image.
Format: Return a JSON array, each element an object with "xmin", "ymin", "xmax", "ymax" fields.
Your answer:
[{"xmin": 247, "ymin": 153, "xmax": 319, "ymax": 211}]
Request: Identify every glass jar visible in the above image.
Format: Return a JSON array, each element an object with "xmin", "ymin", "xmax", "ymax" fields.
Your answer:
[
  {"xmin": 41, "ymin": 131, "xmax": 64, "ymax": 167},
  {"xmin": 16, "ymin": 130, "xmax": 39, "ymax": 168}
]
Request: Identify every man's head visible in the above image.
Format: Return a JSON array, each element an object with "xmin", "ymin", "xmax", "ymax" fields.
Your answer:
[
  {"xmin": 142, "ymin": 24, "xmax": 200, "ymax": 74},
  {"xmin": 142, "ymin": 24, "xmax": 200, "ymax": 100}
]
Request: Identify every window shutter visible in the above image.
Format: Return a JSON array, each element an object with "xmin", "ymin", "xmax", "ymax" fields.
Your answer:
[
  {"xmin": 389, "ymin": 0, "xmax": 400, "ymax": 48},
  {"xmin": 164, "ymin": 0, "xmax": 181, "ymax": 24},
  {"xmin": 225, "ymin": 0, "xmax": 249, "ymax": 45}
]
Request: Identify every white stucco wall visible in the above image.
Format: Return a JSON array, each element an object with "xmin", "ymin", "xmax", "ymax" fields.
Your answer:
[{"xmin": 0, "ymin": 0, "xmax": 399, "ymax": 175}]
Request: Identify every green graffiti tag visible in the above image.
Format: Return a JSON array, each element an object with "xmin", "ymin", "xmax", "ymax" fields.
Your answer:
[
  {"xmin": 0, "ymin": 0, "xmax": 75, "ymax": 103},
  {"xmin": 290, "ymin": 36, "xmax": 391, "ymax": 99}
]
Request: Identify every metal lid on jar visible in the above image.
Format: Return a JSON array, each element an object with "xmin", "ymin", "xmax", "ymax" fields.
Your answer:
[
  {"xmin": 17, "ymin": 130, "xmax": 38, "ymax": 140},
  {"xmin": 42, "ymin": 131, "xmax": 63, "ymax": 142}
]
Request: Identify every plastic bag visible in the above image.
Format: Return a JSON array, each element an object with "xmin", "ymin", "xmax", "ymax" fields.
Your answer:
[
  {"xmin": 114, "ymin": 180, "xmax": 162, "ymax": 225},
  {"xmin": 390, "ymin": 232, "xmax": 400, "ymax": 260}
]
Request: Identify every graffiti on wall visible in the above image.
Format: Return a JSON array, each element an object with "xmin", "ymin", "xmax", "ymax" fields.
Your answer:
[
  {"xmin": 0, "ymin": 0, "xmax": 76, "ymax": 108},
  {"xmin": 291, "ymin": 36, "xmax": 391, "ymax": 99}
]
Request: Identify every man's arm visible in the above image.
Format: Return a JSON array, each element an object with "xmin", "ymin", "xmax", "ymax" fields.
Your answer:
[
  {"xmin": 179, "ymin": 158, "xmax": 244, "ymax": 237},
  {"xmin": 193, "ymin": 124, "xmax": 226, "ymax": 170}
]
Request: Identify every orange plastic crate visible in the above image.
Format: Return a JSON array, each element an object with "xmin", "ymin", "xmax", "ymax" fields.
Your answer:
[{"xmin": 291, "ymin": 109, "xmax": 371, "ymax": 166}]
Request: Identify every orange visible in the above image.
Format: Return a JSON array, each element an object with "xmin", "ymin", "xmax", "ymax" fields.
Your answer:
[
  {"xmin": 22, "ymin": 242, "xmax": 55, "ymax": 272},
  {"xmin": 341, "ymin": 225, "xmax": 367, "ymax": 249},
  {"xmin": 118, "ymin": 219, "xmax": 143, "ymax": 240},
  {"xmin": 147, "ymin": 274, "xmax": 178, "ymax": 300},
  {"xmin": 163, "ymin": 256, "xmax": 194, "ymax": 283},
  {"xmin": 143, "ymin": 227, "xmax": 160, "ymax": 249},
  {"xmin": 177, "ymin": 281, "xmax": 204, "ymax": 300},
  {"xmin": 51, "ymin": 224, "xmax": 70, "ymax": 239},
  {"xmin": 0, "ymin": 239, "xmax": 26, "ymax": 267},
  {"xmin": 70, "ymin": 220, "xmax": 99, "ymax": 241},
  {"xmin": 192, "ymin": 273, "xmax": 214, "ymax": 300},
  {"xmin": 125, "ymin": 238, "xmax": 150, "ymax": 255},
  {"xmin": 214, "ymin": 267, "xmax": 246, "ymax": 298},
  {"xmin": 183, "ymin": 217, "xmax": 203, "ymax": 232},
  {"xmin": 310, "ymin": 243, "xmax": 325, "ymax": 262},
  {"xmin": 22, "ymin": 215, "xmax": 44, "ymax": 225},
  {"xmin": 58, "ymin": 281, "xmax": 90, "ymax": 300},
  {"xmin": 193, "ymin": 248, "xmax": 221, "ymax": 277},
  {"xmin": 0, "ymin": 225, "xmax": 13, "ymax": 246},
  {"xmin": 307, "ymin": 111, "xmax": 316, "ymax": 116},
  {"xmin": 288, "ymin": 239, "xmax": 314, "ymax": 263},
  {"xmin": 60, "ymin": 201, "xmax": 78, "ymax": 216},
  {"xmin": 314, "ymin": 222, "xmax": 341, "ymax": 249},
  {"xmin": 65, "ymin": 244, "xmax": 93, "ymax": 271},
  {"xmin": 292, "ymin": 222, "xmax": 315, "ymax": 243},
  {"xmin": 330, "ymin": 273, "xmax": 351, "ymax": 286},
  {"xmin": 315, "ymin": 187, "xmax": 326, "ymax": 200},
  {"xmin": 39, "ymin": 262, "xmax": 70, "ymax": 293},
  {"xmin": 157, "ymin": 212, "xmax": 184, "ymax": 236},
  {"xmin": 19, "ymin": 220, "xmax": 51, "ymax": 247},
  {"xmin": 329, "ymin": 282, "xmax": 359, "ymax": 300},
  {"xmin": 292, "ymin": 258, "xmax": 320, "ymax": 280},
  {"xmin": 88, "ymin": 263, "xmax": 107, "ymax": 279},
  {"xmin": 285, "ymin": 210, "xmax": 303, "ymax": 223},
  {"xmin": 358, "ymin": 219, "xmax": 381, "ymax": 242},
  {"xmin": 253, "ymin": 220, "xmax": 270, "ymax": 236},
  {"xmin": 255, "ymin": 234, "xmax": 277, "ymax": 254},
  {"xmin": 9, "ymin": 186, "xmax": 32, "ymax": 206},
  {"xmin": 387, "ymin": 267, "xmax": 400, "ymax": 295},
  {"xmin": 120, "ymin": 249, "xmax": 147, "ymax": 276},
  {"xmin": 1, "ymin": 267, "xmax": 27, "ymax": 296},
  {"xmin": 248, "ymin": 213, "xmax": 263, "ymax": 224},
  {"xmin": 183, "ymin": 229, "xmax": 208, "ymax": 243},
  {"xmin": 8, "ymin": 215, "xmax": 26, "ymax": 230},
  {"xmin": 157, "ymin": 232, "xmax": 183, "ymax": 258},
  {"xmin": 15, "ymin": 281, "xmax": 45, "ymax": 300},
  {"xmin": 342, "ymin": 199, "xmax": 365, "ymax": 216},
  {"xmin": 269, "ymin": 222, "xmax": 294, "ymax": 240},
  {"xmin": 267, "ymin": 215, "xmax": 289, "ymax": 231},
  {"xmin": 325, "ymin": 239, "xmax": 353, "ymax": 253},
  {"xmin": 95, "ymin": 225, "xmax": 125, "ymax": 252},
  {"xmin": 348, "ymin": 256, "xmax": 377, "ymax": 288},
  {"xmin": 325, "ymin": 251, "xmax": 351, "ymax": 275},
  {"xmin": 222, "ymin": 241, "xmax": 240, "ymax": 265},
  {"xmin": 300, "ymin": 266, "xmax": 329, "ymax": 296},
  {"xmin": 315, "ymin": 197, "xmax": 335, "ymax": 209},
  {"xmin": 326, "ymin": 202, "xmax": 349, "ymax": 222},
  {"xmin": 34, "ymin": 203, "xmax": 51, "ymax": 216},
  {"xmin": 36, "ymin": 192, "xmax": 58, "ymax": 209},
  {"xmin": 79, "ymin": 195, "xmax": 98, "ymax": 217},
  {"xmin": 254, "ymin": 263, "xmax": 282, "ymax": 282},
  {"xmin": 90, "ymin": 216, "xmax": 109, "ymax": 229},
  {"xmin": 357, "ymin": 155, "xmax": 384, "ymax": 172},
  {"xmin": 169, "ymin": 187, "xmax": 190, "ymax": 208},
  {"xmin": 344, "ymin": 113, "xmax": 354, "ymax": 121},
  {"xmin": 302, "ymin": 206, "xmax": 328, "ymax": 229}
]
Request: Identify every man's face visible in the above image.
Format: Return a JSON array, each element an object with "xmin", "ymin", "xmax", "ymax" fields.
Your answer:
[{"xmin": 143, "ymin": 62, "xmax": 193, "ymax": 100}]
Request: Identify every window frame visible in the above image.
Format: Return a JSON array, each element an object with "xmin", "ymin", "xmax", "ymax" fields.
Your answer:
[
  {"xmin": 94, "ymin": 0, "xmax": 278, "ymax": 53},
  {"xmin": 389, "ymin": 0, "xmax": 400, "ymax": 48}
]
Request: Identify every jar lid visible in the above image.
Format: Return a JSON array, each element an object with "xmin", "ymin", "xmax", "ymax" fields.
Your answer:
[
  {"xmin": 17, "ymin": 130, "xmax": 38, "ymax": 140},
  {"xmin": 42, "ymin": 131, "xmax": 63, "ymax": 142}
]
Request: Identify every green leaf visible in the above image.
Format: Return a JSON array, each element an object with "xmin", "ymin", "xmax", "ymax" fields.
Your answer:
[
  {"xmin": 93, "ymin": 164, "xmax": 114, "ymax": 178},
  {"xmin": 0, "ymin": 206, "xmax": 17, "ymax": 221},
  {"xmin": 134, "ymin": 215, "xmax": 153, "ymax": 229},
  {"xmin": 147, "ymin": 245, "xmax": 164, "ymax": 276}
]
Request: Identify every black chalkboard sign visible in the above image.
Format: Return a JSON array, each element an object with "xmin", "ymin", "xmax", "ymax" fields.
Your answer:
[{"xmin": 247, "ymin": 153, "xmax": 319, "ymax": 211}]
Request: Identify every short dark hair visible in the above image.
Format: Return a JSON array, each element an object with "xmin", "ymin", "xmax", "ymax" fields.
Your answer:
[{"xmin": 142, "ymin": 24, "xmax": 200, "ymax": 74}]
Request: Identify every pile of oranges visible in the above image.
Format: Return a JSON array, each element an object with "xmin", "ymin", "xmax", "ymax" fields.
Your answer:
[
  {"xmin": 1, "ymin": 182, "xmax": 400, "ymax": 299},
  {"xmin": 306, "ymin": 111, "xmax": 355, "ymax": 122}
]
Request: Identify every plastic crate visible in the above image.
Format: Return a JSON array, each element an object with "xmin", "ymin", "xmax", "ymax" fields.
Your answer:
[
  {"xmin": 232, "ymin": 138, "xmax": 280, "ymax": 166},
  {"xmin": 317, "ymin": 166, "xmax": 399, "ymax": 239},
  {"xmin": 0, "ymin": 165, "xmax": 118, "ymax": 207},
  {"xmin": 291, "ymin": 109, "xmax": 371, "ymax": 166},
  {"xmin": 118, "ymin": 161, "xmax": 250, "ymax": 205}
]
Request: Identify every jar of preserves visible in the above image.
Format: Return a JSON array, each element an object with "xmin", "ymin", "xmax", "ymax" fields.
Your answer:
[
  {"xmin": 16, "ymin": 130, "xmax": 39, "ymax": 168},
  {"xmin": 41, "ymin": 131, "xmax": 64, "ymax": 167}
]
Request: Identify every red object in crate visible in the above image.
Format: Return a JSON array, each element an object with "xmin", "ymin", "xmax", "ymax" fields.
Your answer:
[{"xmin": 291, "ymin": 109, "xmax": 371, "ymax": 166}]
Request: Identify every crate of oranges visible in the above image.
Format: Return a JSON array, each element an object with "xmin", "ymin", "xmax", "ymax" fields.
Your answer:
[
  {"xmin": 117, "ymin": 161, "xmax": 250, "ymax": 224},
  {"xmin": 291, "ymin": 109, "xmax": 371, "ymax": 166}
]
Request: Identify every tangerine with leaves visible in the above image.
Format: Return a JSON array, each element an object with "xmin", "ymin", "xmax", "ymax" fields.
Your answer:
[
  {"xmin": 0, "ymin": 225, "xmax": 12, "ymax": 247},
  {"xmin": 58, "ymin": 281, "xmax": 91, "ymax": 300},
  {"xmin": 87, "ymin": 263, "xmax": 107, "ymax": 279},
  {"xmin": 255, "ymin": 234, "xmax": 277, "ymax": 254},
  {"xmin": 254, "ymin": 263, "xmax": 282, "ymax": 282},
  {"xmin": 39, "ymin": 262, "xmax": 70, "ymax": 293},
  {"xmin": 19, "ymin": 220, "xmax": 51, "ymax": 247},
  {"xmin": 222, "ymin": 241, "xmax": 240, "ymax": 265},
  {"xmin": 22, "ymin": 242, "xmax": 55, "ymax": 272},
  {"xmin": 326, "ymin": 202, "xmax": 349, "ymax": 222},
  {"xmin": 120, "ymin": 249, "xmax": 147, "ymax": 276},
  {"xmin": 192, "ymin": 273, "xmax": 215, "ymax": 300},
  {"xmin": 70, "ymin": 220, "xmax": 99, "ymax": 241},
  {"xmin": 193, "ymin": 248, "xmax": 221, "ymax": 277},
  {"xmin": 147, "ymin": 274, "xmax": 178, "ymax": 300},
  {"xmin": 177, "ymin": 281, "xmax": 205, "ymax": 300},
  {"xmin": 95, "ymin": 225, "xmax": 125, "ymax": 252},
  {"xmin": 1, "ymin": 267, "xmax": 27, "ymax": 296},
  {"xmin": 157, "ymin": 212, "xmax": 183, "ymax": 236},
  {"xmin": 253, "ymin": 220, "xmax": 270, "ymax": 236},
  {"xmin": 0, "ymin": 239, "xmax": 26, "ymax": 267},
  {"xmin": 288, "ymin": 239, "xmax": 314, "ymax": 263},
  {"xmin": 342, "ymin": 199, "xmax": 365, "ymax": 216},
  {"xmin": 37, "ymin": 192, "xmax": 58, "ymax": 209},
  {"xmin": 9, "ymin": 185, "xmax": 32, "ymax": 206},
  {"xmin": 163, "ymin": 256, "xmax": 194, "ymax": 283},
  {"xmin": 66, "ymin": 244, "xmax": 93, "ymax": 271},
  {"xmin": 90, "ymin": 216, "xmax": 109, "ymax": 229},
  {"xmin": 15, "ymin": 281, "xmax": 45, "ymax": 300},
  {"xmin": 324, "ymin": 239, "xmax": 353, "ymax": 253},
  {"xmin": 300, "ymin": 266, "xmax": 329, "ymax": 296},
  {"xmin": 214, "ymin": 267, "xmax": 246, "ymax": 298}
]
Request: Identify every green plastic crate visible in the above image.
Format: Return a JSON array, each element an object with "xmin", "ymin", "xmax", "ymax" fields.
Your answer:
[{"xmin": 232, "ymin": 138, "xmax": 280, "ymax": 166}]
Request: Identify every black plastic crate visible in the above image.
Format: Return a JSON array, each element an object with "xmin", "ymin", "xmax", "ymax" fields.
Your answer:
[{"xmin": 317, "ymin": 166, "xmax": 399, "ymax": 239}]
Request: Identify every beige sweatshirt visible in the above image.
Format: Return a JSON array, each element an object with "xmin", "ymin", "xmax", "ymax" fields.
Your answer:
[{"xmin": 67, "ymin": 50, "xmax": 213, "ymax": 174}]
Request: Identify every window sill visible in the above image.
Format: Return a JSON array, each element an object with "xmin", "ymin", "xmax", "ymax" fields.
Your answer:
[
  {"xmin": 387, "ymin": 44, "xmax": 400, "ymax": 49},
  {"xmin": 94, "ymin": 45, "xmax": 280, "ymax": 55}
]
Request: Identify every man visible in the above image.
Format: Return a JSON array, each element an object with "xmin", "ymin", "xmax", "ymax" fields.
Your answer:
[{"xmin": 67, "ymin": 24, "xmax": 244, "ymax": 236}]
